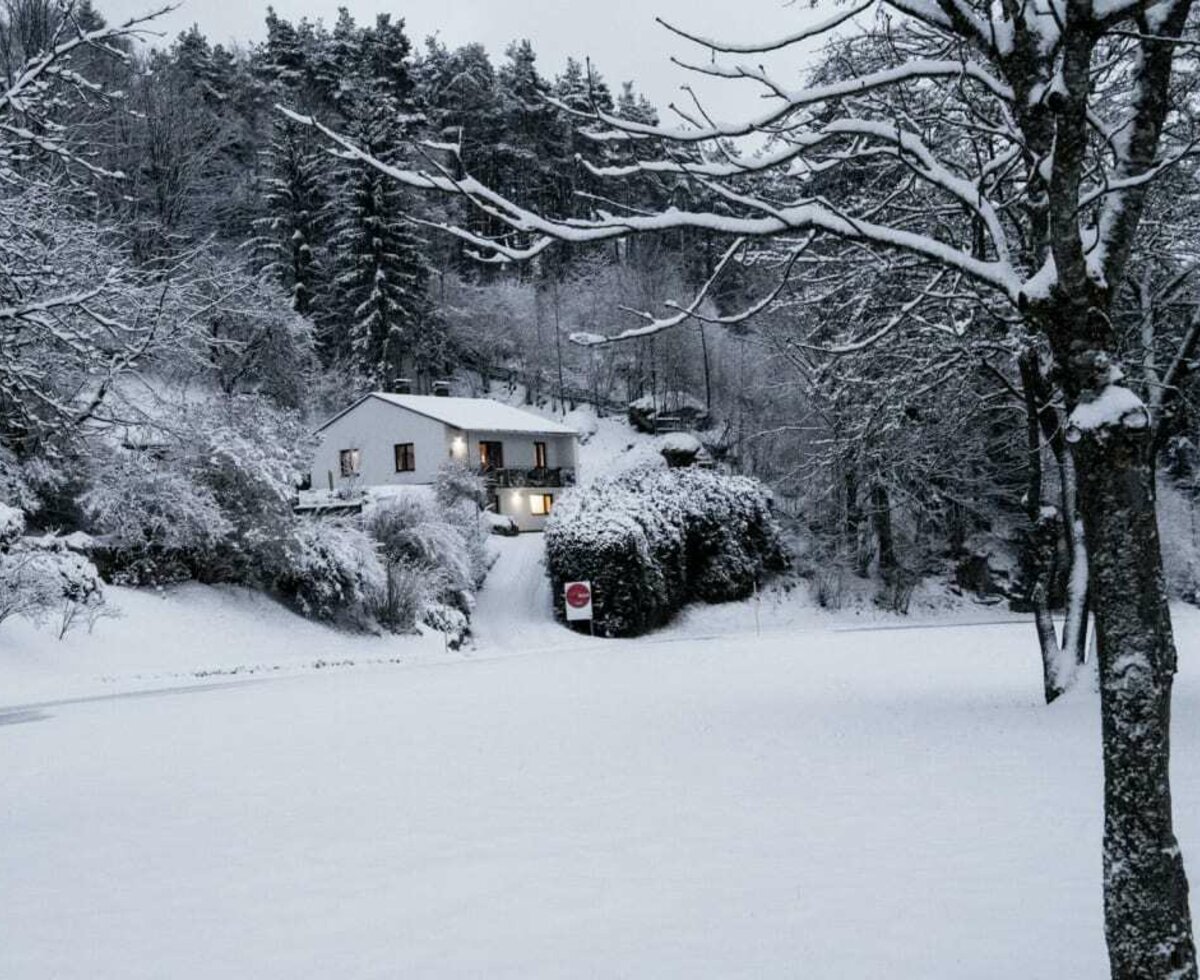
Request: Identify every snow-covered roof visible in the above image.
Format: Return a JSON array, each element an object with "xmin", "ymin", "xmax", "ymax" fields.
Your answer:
[{"xmin": 316, "ymin": 393, "xmax": 578, "ymax": 436}]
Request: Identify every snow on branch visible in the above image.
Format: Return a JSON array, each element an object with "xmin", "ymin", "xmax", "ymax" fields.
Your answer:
[
  {"xmin": 792, "ymin": 269, "xmax": 950, "ymax": 355},
  {"xmin": 0, "ymin": 4, "xmax": 176, "ymax": 177},
  {"xmin": 571, "ymin": 235, "xmax": 818, "ymax": 346},
  {"xmin": 551, "ymin": 59, "xmax": 1012, "ymax": 144},
  {"xmin": 656, "ymin": 0, "xmax": 874, "ymax": 54},
  {"xmin": 284, "ymin": 94, "xmax": 1021, "ymax": 299}
]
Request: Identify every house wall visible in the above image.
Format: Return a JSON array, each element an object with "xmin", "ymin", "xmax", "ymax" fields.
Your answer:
[
  {"xmin": 496, "ymin": 488, "xmax": 562, "ymax": 532},
  {"xmin": 453, "ymin": 431, "xmax": 578, "ymax": 471},
  {"xmin": 312, "ymin": 397, "xmax": 451, "ymax": 491}
]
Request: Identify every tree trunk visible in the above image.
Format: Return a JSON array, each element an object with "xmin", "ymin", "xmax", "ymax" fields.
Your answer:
[
  {"xmin": 1073, "ymin": 421, "xmax": 1197, "ymax": 979},
  {"xmin": 1018, "ymin": 350, "xmax": 1091, "ymax": 699},
  {"xmin": 1057, "ymin": 452, "xmax": 1091, "ymax": 667},
  {"xmin": 871, "ymin": 482, "xmax": 897, "ymax": 577},
  {"xmin": 1027, "ymin": 508, "xmax": 1076, "ymax": 703}
]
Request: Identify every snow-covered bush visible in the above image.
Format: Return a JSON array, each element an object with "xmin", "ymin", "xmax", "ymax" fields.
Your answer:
[
  {"xmin": 421, "ymin": 602, "xmax": 469, "ymax": 643},
  {"xmin": 376, "ymin": 561, "xmax": 440, "ymax": 633},
  {"xmin": 81, "ymin": 397, "xmax": 310, "ymax": 586},
  {"xmin": 273, "ymin": 519, "xmax": 385, "ymax": 628},
  {"xmin": 81, "ymin": 453, "xmax": 233, "ymax": 585},
  {"xmin": 0, "ymin": 504, "xmax": 105, "ymax": 636},
  {"xmin": 545, "ymin": 467, "xmax": 788, "ymax": 636},
  {"xmin": 368, "ymin": 496, "xmax": 476, "ymax": 597},
  {"xmin": 364, "ymin": 493, "xmax": 489, "ymax": 639},
  {"xmin": 434, "ymin": 460, "xmax": 488, "ymax": 510},
  {"xmin": 483, "ymin": 510, "xmax": 519, "ymax": 536}
]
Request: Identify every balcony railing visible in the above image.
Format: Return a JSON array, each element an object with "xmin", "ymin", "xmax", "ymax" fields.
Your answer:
[{"xmin": 482, "ymin": 466, "xmax": 576, "ymax": 488}]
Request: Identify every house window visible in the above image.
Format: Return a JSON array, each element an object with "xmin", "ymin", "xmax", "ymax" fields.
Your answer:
[
  {"xmin": 479, "ymin": 440, "xmax": 504, "ymax": 470},
  {"xmin": 394, "ymin": 443, "xmax": 416, "ymax": 472},
  {"xmin": 530, "ymin": 493, "xmax": 554, "ymax": 516},
  {"xmin": 534, "ymin": 441, "xmax": 547, "ymax": 469},
  {"xmin": 339, "ymin": 448, "xmax": 361, "ymax": 477}
]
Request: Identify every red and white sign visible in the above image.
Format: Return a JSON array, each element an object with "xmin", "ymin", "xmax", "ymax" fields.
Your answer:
[{"xmin": 564, "ymin": 581, "xmax": 593, "ymax": 621}]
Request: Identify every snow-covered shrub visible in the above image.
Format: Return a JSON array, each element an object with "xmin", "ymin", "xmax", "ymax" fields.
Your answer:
[
  {"xmin": 81, "ymin": 397, "xmax": 310, "ymax": 586},
  {"xmin": 81, "ymin": 453, "xmax": 232, "ymax": 585},
  {"xmin": 183, "ymin": 401, "xmax": 311, "ymax": 583},
  {"xmin": 376, "ymin": 561, "xmax": 440, "ymax": 633},
  {"xmin": 364, "ymin": 495, "xmax": 489, "ymax": 637},
  {"xmin": 422, "ymin": 602, "xmax": 470, "ymax": 649},
  {"xmin": 0, "ymin": 505, "xmax": 105, "ymax": 636},
  {"xmin": 483, "ymin": 510, "xmax": 519, "ymax": 536},
  {"xmin": 273, "ymin": 519, "xmax": 385, "ymax": 628},
  {"xmin": 545, "ymin": 467, "xmax": 788, "ymax": 636},
  {"xmin": 0, "ymin": 448, "xmax": 66, "ymax": 517},
  {"xmin": 811, "ymin": 567, "xmax": 846, "ymax": 610},
  {"xmin": 368, "ymin": 497, "xmax": 475, "ymax": 596},
  {"xmin": 0, "ymin": 502, "xmax": 23, "ymax": 547},
  {"xmin": 434, "ymin": 460, "xmax": 488, "ymax": 510}
]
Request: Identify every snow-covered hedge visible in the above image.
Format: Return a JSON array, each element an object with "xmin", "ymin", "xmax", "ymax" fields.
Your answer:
[{"xmin": 545, "ymin": 467, "xmax": 788, "ymax": 636}]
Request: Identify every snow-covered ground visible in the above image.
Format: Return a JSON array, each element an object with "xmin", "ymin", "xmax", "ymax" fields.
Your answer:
[
  {"xmin": 0, "ymin": 582, "xmax": 453, "ymax": 707},
  {"xmin": 5, "ymin": 532, "xmax": 1200, "ymax": 978}
]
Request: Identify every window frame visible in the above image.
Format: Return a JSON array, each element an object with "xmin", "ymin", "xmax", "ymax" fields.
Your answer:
[
  {"xmin": 534, "ymin": 440, "xmax": 548, "ymax": 469},
  {"xmin": 339, "ymin": 448, "xmax": 361, "ymax": 477},
  {"xmin": 394, "ymin": 442, "xmax": 416, "ymax": 473}
]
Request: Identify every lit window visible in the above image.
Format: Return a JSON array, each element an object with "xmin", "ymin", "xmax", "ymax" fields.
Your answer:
[
  {"xmin": 530, "ymin": 493, "xmax": 553, "ymax": 516},
  {"xmin": 480, "ymin": 441, "xmax": 504, "ymax": 470},
  {"xmin": 394, "ymin": 443, "xmax": 416, "ymax": 472},
  {"xmin": 534, "ymin": 441, "xmax": 547, "ymax": 469},
  {"xmin": 339, "ymin": 448, "xmax": 361, "ymax": 477}
]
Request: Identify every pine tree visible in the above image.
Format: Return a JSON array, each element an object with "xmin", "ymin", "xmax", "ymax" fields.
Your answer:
[
  {"xmin": 253, "ymin": 117, "xmax": 330, "ymax": 319},
  {"xmin": 325, "ymin": 18, "xmax": 442, "ymax": 386},
  {"xmin": 498, "ymin": 40, "xmax": 572, "ymax": 220}
]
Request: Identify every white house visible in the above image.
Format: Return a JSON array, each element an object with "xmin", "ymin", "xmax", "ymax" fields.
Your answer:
[{"xmin": 310, "ymin": 393, "xmax": 579, "ymax": 531}]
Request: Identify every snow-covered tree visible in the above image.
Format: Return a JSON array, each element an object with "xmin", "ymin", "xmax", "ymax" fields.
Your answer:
[
  {"xmin": 329, "ymin": 96, "xmax": 436, "ymax": 384},
  {"xmin": 252, "ymin": 116, "xmax": 330, "ymax": 318}
]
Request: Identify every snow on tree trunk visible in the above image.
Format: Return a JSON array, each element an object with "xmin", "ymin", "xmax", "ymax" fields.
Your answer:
[
  {"xmin": 1062, "ymin": 515, "xmax": 1090, "ymax": 668},
  {"xmin": 1071, "ymin": 399, "xmax": 1196, "ymax": 979}
]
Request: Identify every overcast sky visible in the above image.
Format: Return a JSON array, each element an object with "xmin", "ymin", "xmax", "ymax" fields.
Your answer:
[{"xmin": 97, "ymin": 0, "xmax": 830, "ymax": 124}]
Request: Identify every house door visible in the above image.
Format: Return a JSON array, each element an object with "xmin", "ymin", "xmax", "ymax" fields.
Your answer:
[{"xmin": 479, "ymin": 440, "xmax": 504, "ymax": 470}]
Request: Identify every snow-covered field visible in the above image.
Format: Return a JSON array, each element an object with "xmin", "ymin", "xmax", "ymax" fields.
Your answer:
[{"xmin": 5, "ymin": 535, "xmax": 1200, "ymax": 978}]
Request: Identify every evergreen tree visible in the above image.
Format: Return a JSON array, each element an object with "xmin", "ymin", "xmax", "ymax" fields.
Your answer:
[
  {"xmin": 253, "ymin": 117, "xmax": 330, "ymax": 318},
  {"xmin": 330, "ymin": 100, "xmax": 431, "ymax": 383},
  {"xmin": 497, "ymin": 40, "xmax": 572, "ymax": 219},
  {"xmin": 324, "ymin": 17, "xmax": 443, "ymax": 385}
]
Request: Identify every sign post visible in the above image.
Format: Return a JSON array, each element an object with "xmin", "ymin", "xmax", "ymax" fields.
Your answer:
[{"xmin": 564, "ymin": 580, "xmax": 593, "ymax": 633}]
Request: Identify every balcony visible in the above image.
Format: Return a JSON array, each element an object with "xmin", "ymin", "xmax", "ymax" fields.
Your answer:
[{"xmin": 482, "ymin": 466, "xmax": 576, "ymax": 489}]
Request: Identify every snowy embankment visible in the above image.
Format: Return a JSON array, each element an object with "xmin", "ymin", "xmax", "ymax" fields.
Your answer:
[{"xmin": 0, "ymin": 583, "xmax": 454, "ymax": 707}]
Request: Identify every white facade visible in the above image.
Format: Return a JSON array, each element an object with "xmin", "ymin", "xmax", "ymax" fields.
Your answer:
[{"xmin": 311, "ymin": 394, "xmax": 579, "ymax": 530}]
